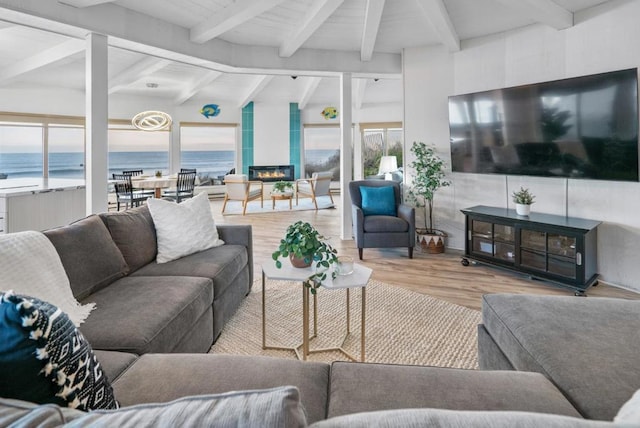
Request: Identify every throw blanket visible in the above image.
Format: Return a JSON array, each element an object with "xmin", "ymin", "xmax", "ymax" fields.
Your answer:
[{"xmin": 0, "ymin": 231, "xmax": 94, "ymax": 326}]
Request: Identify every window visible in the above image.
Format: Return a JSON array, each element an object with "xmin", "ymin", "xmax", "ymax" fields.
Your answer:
[
  {"xmin": 180, "ymin": 124, "xmax": 236, "ymax": 184},
  {"xmin": 361, "ymin": 123, "xmax": 403, "ymax": 177},
  {"xmin": 0, "ymin": 122, "xmax": 44, "ymax": 179},
  {"xmin": 49, "ymin": 125, "xmax": 85, "ymax": 178},
  {"xmin": 108, "ymin": 122, "xmax": 170, "ymax": 178},
  {"xmin": 304, "ymin": 125, "xmax": 340, "ymax": 180}
]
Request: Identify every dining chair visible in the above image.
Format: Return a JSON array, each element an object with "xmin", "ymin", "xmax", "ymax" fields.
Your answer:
[
  {"xmin": 112, "ymin": 173, "xmax": 152, "ymax": 211},
  {"xmin": 221, "ymin": 174, "xmax": 263, "ymax": 215},
  {"xmin": 180, "ymin": 168, "xmax": 197, "ymax": 173},
  {"xmin": 122, "ymin": 169, "xmax": 154, "ymax": 197},
  {"xmin": 295, "ymin": 171, "xmax": 334, "ymax": 210},
  {"xmin": 162, "ymin": 171, "xmax": 196, "ymax": 203}
]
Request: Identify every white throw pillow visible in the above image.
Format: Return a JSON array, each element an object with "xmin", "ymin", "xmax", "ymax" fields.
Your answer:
[
  {"xmin": 147, "ymin": 192, "xmax": 224, "ymax": 263},
  {"xmin": 614, "ymin": 388, "xmax": 640, "ymax": 426}
]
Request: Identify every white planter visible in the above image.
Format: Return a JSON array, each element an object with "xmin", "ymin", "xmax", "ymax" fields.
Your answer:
[{"xmin": 515, "ymin": 204, "xmax": 531, "ymax": 216}]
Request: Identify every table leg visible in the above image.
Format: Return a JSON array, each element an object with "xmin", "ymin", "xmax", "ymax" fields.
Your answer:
[
  {"xmin": 272, "ymin": 197, "xmax": 275, "ymax": 210},
  {"xmin": 313, "ymin": 291, "xmax": 318, "ymax": 337},
  {"xmin": 302, "ymin": 283, "xmax": 309, "ymax": 360},
  {"xmin": 154, "ymin": 187, "xmax": 162, "ymax": 198},
  {"xmin": 289, "ymin": 197, "xmax": 292, "ymax": 210},
  {"xmin": 262, "ymin": 270, "xmax": 266, "ymax": 349},
  {"xmin": 361, "ymin": 287, "xmax": 366, "ymax": 362}
]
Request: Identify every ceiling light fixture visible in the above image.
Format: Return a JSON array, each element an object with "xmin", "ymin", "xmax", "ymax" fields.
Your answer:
[
  {"xmin": 131, "ymin": 110, "xmax": 172, "ymax": 131},
  {"xmin": 291, "ymin": 76, "xmax": 298, "ymax": 80},
  {"xmin": 146, "ymin": 82, "xmax": 159, "ymax": 88}
]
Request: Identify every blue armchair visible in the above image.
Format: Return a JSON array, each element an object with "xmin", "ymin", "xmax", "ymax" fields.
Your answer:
[{"xmin": 349, "ymin": 180, "xmax": 415, "ymax": 260}]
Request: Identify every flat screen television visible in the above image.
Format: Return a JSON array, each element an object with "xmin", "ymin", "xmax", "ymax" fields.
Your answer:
[{"xmin": 448, "ymin": 68, "xmax": 639, "ymax": 181}]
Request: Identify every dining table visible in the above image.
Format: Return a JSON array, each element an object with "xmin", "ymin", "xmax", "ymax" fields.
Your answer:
[{"xmin": 131, "ymin": 175, "xmax": 178, "ymax": 198}]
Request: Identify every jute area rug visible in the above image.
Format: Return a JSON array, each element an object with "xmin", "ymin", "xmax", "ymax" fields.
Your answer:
[
  {"xmin": 221, "ymin": 195, "xmax": 335, "ymax": 215},
  {"xmin": 210, "ymin": 279, "xmax": 481, "ymax": 369}
]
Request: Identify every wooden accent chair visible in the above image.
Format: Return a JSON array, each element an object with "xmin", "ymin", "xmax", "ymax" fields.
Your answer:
[
  {"xmin": 295, "ymin": 171, "xmax": 334, "ymax": 210},
  {"xmin": 221, "ymin": 174, "xmax": 264, "ymax": 215}
]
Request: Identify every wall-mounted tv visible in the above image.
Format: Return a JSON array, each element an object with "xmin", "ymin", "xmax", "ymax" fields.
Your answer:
[{"xmin": 449, "ymin": 68, "xmax": 639, "ymax": 181}]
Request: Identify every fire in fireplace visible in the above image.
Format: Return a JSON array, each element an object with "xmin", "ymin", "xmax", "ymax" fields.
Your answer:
[{"xmin": 248, "ymin": 165, "xmax": 295, "ymax": 182}]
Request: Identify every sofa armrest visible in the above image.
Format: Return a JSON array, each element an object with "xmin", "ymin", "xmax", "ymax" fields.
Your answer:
[
  {"xmin": 398, "ymin": 203, "xmax": 415, "ymax": 240},
  {"xmin": 351, "ymin": 206, "xmax": 364, "ymax": 246},
  {"xmin": 217, "ymin": 225, "xmax": 253, "ymax": 286}
]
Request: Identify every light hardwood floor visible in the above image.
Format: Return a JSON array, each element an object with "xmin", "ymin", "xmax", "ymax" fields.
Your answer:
[{"xmin": 210, "ymin": 197, "xmax": 639, "ymax": 311}]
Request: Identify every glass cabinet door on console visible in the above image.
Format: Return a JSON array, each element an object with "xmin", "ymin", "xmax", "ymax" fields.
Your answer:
[
  {"xmin": 461, "ymin": 206, "xmax": 600, "ymax": 295},
  {"xmin": 470, "ymin": 220, "xmax": 514, "ymax": 264},
  {"xmin": 519, "ymin": 229, "xmax": 578, "ymax": 280}
]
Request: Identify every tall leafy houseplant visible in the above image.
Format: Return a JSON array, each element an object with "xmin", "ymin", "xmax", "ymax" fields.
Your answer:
[
  {"xmin": 406, "ymin": 142, "xmax": 451, "ymax": 233},
  {"xmin": 272, "ymin": 221, "xmax": 338, "ymax": 294},
  {"xmin": 405, "ymin": 142, "xmax": 451, "ymax": 254}
]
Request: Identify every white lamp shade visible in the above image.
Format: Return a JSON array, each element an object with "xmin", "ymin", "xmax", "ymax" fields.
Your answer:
[{"xmin": 378, "ymin": 156, "xmax": 398, "ymax": 175}]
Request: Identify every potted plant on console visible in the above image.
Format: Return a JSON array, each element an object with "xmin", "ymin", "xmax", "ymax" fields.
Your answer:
[
  {"xmin": 272, "ymin": 221, "xmax": 338, "ymax": 294},
  {"xmin": 512, "ymin": 187, "xmax": 535, "ymax": 216},
  {"xmin": 406, "ymin": 142, "xmax": 451, "ymax": 254}
]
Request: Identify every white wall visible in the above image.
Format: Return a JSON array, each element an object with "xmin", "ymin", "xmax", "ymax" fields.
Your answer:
[
  {"xmin": 403, "ymin": 0, "xmax": 640, "ymax": 291},
  {"xmin": 301, "ymin": 102, "xmax": 403, "ymax": 124},
  {"xmin": 253, "ymin": 103, "xmax": 290, "ymax": 166}
]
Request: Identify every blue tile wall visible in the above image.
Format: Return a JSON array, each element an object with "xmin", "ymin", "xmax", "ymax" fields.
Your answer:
[
  {"xmin": 242, "ymin": 102, "xmax": 254, "ymax": 175},
  {"xmin": 289, "ymin": 103, "xmax": 301, "ymax": 179}
]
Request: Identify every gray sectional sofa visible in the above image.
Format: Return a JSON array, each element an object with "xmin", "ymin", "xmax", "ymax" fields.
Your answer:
[
  {"xmin": 42, "ymin": 204, "xmax": 253, "ymax": 355},
  {"xmin": 1, "ymin": 204, "xmax": 638, "ymax": 426}
]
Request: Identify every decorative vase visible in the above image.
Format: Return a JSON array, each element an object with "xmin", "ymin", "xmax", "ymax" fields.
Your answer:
[
  {"xmin": 290, "ymin": 254, "xmax": 312, "ymax": 268},
  {"xmin": 416, "ymin": 229, "xmax": 447, "ymax": 254},
  {"xmin": 516, "ymin": 204, "xmax": 531, "ymax": 216}
]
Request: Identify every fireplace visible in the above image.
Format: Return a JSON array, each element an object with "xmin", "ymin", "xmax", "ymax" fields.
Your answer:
[{"xmin": 249, "ymin": 165, "xmax": 295, "ymax": 182}]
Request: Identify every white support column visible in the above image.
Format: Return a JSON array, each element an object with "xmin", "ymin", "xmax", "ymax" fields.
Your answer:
[
  {"xmin": 85, "ymin": 33, "xmax": 108, "ymax": 215},
  {"xmin": 170, "ymin": 123, "xmax": 180, "ymax": 174},
  {"xmin": 353, "ymin": 122, "xmax": 363, "ymax": 180},
  {"xmin": 340, "ymin": 72, "xmax": 353, "ymax": 240}
]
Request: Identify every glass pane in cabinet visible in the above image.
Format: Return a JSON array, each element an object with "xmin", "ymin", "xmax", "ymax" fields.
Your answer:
[
  {"xmin": 472, "ymin": 220, "xmax": 492, "ymax": 238},
  {"xmin": 548, "ymin": 255, "xmax": 576, "ymax": 278},
  {"xmin": 520, "ymin": 249, "xmax": 545, "ymax": 271},
  {"xmin": 495, "ymin": 242, "xmax": 515, "ymax": 263},
  {"xmin": 521, "ymin": 229, "xmax": 546, "ymax": 251},
  {"xmin": 547, "ymin": 234, "xmax": 576, "ymax": 257},
  {"xmin": 494, "ymin": 224, "xmax": 514, "ymax": 243},
  {"xmin": 472, "ymin": 238, "xmax": 494, "ymax": 255}
]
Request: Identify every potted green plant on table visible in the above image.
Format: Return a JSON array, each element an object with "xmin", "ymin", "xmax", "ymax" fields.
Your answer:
[
  {"xmin": 271, "ymin": 180, "xmax": 294, "ymax": 195},
  {"xmin": 405, "ymin": 142, "xmax": 451, "ymax": 254},
  {"xmin": 272, "ymin": 221, "xmax": 338, "ymax": 294},
  {"xmin": 512, "ymin": 187, "xmax": 535, "ymax": 216}
]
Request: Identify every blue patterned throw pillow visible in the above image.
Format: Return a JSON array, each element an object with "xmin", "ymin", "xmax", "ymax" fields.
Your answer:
[
  {"xmin": 360, "ymin": 185, "xmax": 397, "ymax": 216},
  {"xmin": 0, "ymin": 291, "xmax": 118, "ymax": 411}
]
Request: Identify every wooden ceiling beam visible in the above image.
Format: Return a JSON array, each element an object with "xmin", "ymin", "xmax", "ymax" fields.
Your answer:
[
  {"xmin": 416, "ymin": 0, "xmax": 460, "ymax": 52},
  {"xmin": 298, "ymin": 77, "xmax": 322, "ymax": 110},
  {"xmin": 361, "ymin": 0, "xmax": 385, "ymax": 62},
  {"xmin": 175, "ymin": 71, "xmax": 223, "ymax": 105},
  {"xmin": 109, "ymin": 57, "xmax": 170, "ymax": 94},
  {"xmin": 0, "ymin": 39, "xmax": 84, "ymax": 82},
  {"xmin": 58, "ymin": 0, "xmax": 116, "ymax": 7},
  {"xmin": 190, "ymin": 0, "xmax": 287, "ymax": 44},
  {"xmin": 494, "ymin": 0, "xmax": 573, "ymax": 30},
  {"xmin": 279, "ymin": 0, "xmax": 345, "ymax": 58},
  {"xmin": 238, "ymin": 75, "xmax": 274, "ymax": 108}
]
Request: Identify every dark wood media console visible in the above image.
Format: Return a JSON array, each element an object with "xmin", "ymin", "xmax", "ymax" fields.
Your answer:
[{"xmin": 461, "ymin": 205, "xmax": 601, "ymax": 295}]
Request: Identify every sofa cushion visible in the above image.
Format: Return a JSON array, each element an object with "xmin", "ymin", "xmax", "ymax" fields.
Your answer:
[
  {"xmin": 0, "ymin": 387, "xmax": 308, "ymax": 428},
  {"xmin": 78, "ymin": 276, "xmax": 213, "ymax": 355},
  {"xmin": 0, "ymin": 292, "xmax": 118, "ymax": 411},
  {"xmin": 112, "ymin": 354, "xmax": 330, "ymax": 424},
  {"xmin": 310, "ymin": 409, "xmax": 612, "ymax": 428},
  {"xmin": 147, "ymin": 192, "xmax": 224, "ymax": 264},
  {"xmin": 93, "ymin": 350, "xmax": 138, "ymax": 384},
  {"xmin": 131, "ymin": 244, "xmax": 248, "ymax": 299},
  {"xmin": 363, "ymin": 215, "xmax": 408, "ymax": 233},
  {"xmin": 482, "ymin": 294, "xmax": 640, "ymax": 421},
  {"xmin": 99, "ymin": 205, "xmax": 157, "ymax": 273},
  {"xmin": 327, "ymin": 362, "xmax": 580, "ymax": 419},
  {"xmin": 44, "ymin": 215, "xmax": 128, "ymax": 300}
]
